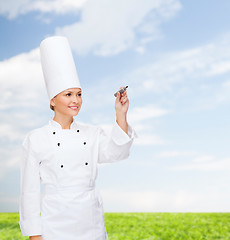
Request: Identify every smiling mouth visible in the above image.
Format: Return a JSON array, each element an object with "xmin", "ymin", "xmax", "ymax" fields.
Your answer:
[{"xmin": 69, "ymin": 106, "xmax": 78, "ymax": 110}]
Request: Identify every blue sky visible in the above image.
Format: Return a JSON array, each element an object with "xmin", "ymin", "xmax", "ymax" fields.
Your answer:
[{"xmin": 1, "ymin": 0, "xmax": 230, "ymax": 212}]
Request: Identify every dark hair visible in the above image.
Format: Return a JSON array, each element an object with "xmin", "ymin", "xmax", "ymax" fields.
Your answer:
[{"xmin": 50, "ymin": 104, "xmax": 55, "ymax": 111}]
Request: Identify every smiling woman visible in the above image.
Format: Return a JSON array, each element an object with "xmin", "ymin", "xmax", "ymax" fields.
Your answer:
[
  {"xmin": 50, "ymin": 88, "xmax": 83, "ymax": 128},
  {"xmin": 18, "ymin": 36, "xmax": 136, "ymax": 240}
]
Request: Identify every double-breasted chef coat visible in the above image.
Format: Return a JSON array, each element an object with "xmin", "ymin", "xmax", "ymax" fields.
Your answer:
[{"xmin": 19, "ymin": 118, "xmax": 136, "ymax": 240}]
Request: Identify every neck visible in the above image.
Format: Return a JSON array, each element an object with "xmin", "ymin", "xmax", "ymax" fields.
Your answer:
[{"xmin": 53, "ymin": 113, "xmax": 73, "ymax": 129}]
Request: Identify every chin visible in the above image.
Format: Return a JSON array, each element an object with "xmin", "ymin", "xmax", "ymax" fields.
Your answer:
[
  {"xmin": 69, "ymin": 110, "xmax": 80, "ymax": 117},
  {"xmin": 72, "ymin": 112, "xmax": 79, "ymax": 116}
]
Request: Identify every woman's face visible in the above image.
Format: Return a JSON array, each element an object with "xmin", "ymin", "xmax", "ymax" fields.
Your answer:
[{"xmin": 50, "ymin": 88, "xmax": 82, "ymax": 117}]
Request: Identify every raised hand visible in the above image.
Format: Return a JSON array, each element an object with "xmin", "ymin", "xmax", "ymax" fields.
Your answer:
[
  {"xmin": 115, "ymin": 87, "xmax": 129, "ymax": 134},
  {"xmin": 115, "ymin": 87, "xmax": 129, "ymax": 116}
]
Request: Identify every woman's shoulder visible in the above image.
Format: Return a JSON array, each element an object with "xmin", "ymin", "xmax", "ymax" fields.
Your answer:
[{"xmin": 22, "ymin": 124, "xmax": 50, "ymax": 145}]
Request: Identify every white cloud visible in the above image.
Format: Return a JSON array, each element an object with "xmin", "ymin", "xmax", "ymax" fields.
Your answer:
[
  {"xmin": 129, "ymin": 105, "xmax": 169, "ymax": 124},
  {"xmin": 2, "ymin": 0, "xmax": 181, "ymax": 57},
  {"xmin": 31, "ymin": 0, "xmax": 87, "ymax": 14},
  {"xmin": 127, "ymin": 105, "xmax": 169, "ymax": 146},
  {"xmin": 193, "ymin": 155, "xmax": 215, "ymax": 163},
  {"xmin": 0, "ymin": 48, "xmax": 47, "ymax": 109},
  {"xmin": 0, "ymin": 48, "xmax": 50, "ymax": 180},
  {"xmin": 56, "ymin": 0, "xmax": 181, "ymax": 56},
  {"xmin": 0, "ymin": 123, "xmax": 22, "ymax": 141},
  {"xmin": 125, "ymin": 36, "xmax": 230, "ymax": 96},
  {"xmin": 135, "ymin": 46, "xmax": 146, "ymax": 54},
  {"xmin": 101, "ymin": 189, "xmax": 230, "ymax": 212},
  {"xmin": 92, "ymin": 108, "xmax": 166, "ymax": 146},
  {"xmin": 214, "ymin": 79, "xmax": 230, "ymax": 105},
  {"xmin": 170, "ymin": 155, "xmax": 230, "ymax": 171},
  {"xmin": 0, "ymin": 146, "xmax": 21, "ymax": 179},
  {"xmin": 155, "ymin": 151, "xmax": 196, "ymax": 158},
  {"xmin": 0, "ymin": 48, "xmax": 41, "ymax": 86},
  {"xmin": 154, "ymin": 152, "xmax": 230, "ymax": 172},
  {"xmin": 0, "ymin": 0, "xmax": 87, "ymax": 19},
  {"xmin": 0, "ymin": 0, "xmax": 30, "ymax": 19},
  {"xmin": 134, "ymin": 133, "xmax": 164, "ymax": 146}
]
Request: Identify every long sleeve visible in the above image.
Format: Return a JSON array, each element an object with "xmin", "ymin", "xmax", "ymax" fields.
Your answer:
[
  {"xmin": 19, "ymin": 134, "xmax": 42, "ymax": 236},
  {"xmin": 98, "ymin": 121, "xmax": 137, "ymax": 163}
]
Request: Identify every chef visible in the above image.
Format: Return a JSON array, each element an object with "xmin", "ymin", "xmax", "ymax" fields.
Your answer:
[{"xmin": 19, "ymin": 36, "xmax": 136, "ymax": 240}]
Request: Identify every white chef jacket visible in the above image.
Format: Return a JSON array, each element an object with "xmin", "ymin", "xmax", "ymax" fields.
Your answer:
[{"xmin": 19, "ymin": 118, "xmax": 136, "ymax": 240}]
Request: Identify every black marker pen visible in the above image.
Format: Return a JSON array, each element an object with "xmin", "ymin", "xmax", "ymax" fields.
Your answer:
[{"xmin": 114, "ymin": 86, "xmax": 128, "ymax": 97}]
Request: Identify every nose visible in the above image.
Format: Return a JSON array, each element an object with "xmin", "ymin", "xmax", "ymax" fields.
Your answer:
[
  {"xmin": 71, "ymin": 94, "xmax": 80, "ymax": 104},
  {"xmin": 72, "ymin": 95, "xmax": 78, "ymax": 103}
]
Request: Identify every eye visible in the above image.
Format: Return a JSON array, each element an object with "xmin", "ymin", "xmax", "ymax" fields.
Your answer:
[
  {"xmin": 66, "ymin": 93, "xmax": 71, "ymax": 96},
  {"xmin": 77, "ymin": 93, "xmax": 82, "ymax": 97}
]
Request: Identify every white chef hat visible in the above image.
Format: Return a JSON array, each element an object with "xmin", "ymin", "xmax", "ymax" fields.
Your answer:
[{"xmin": 40, "ymin": 36, "xmax": 81, "ymax": 100}]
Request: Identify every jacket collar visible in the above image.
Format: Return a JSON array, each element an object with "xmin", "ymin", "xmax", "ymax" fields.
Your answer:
[{"xmin": 49, "ymin": 118, "xmax": 78, "ymax": 130}]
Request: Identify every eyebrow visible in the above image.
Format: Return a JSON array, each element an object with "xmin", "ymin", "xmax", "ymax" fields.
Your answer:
[{"xmin": 65, "ymin": 90, "xmax": 82, "ymax": 93}]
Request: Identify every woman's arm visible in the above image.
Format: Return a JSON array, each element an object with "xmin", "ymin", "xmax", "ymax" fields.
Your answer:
[
  {"xmin": 97, "ymin": 87, "xmax": 136, "ymax": 163},
  {"xmin": 19, "ymin": 133, "xmax": 42, "ymax": 236},
  {"xmin": 115, "ymin": 87, "xmax": 129, "ymax": 134}
]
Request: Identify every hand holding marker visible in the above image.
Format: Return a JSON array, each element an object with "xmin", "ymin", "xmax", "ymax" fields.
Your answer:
[{"xmin": 114, "ymin": 86, "xmax": 128, "ymax": 97}]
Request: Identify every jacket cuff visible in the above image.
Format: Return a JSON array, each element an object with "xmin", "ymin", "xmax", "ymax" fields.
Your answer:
[
  {"xmin": 111, "ymin": 121, "xmax": 137, "ymax": 145},
  {"xmin": 19, "ymin": 217, "xmax": 42, "ymax": 236}
]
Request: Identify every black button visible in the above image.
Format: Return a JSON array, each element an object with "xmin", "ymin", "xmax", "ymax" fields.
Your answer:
[
  {"xmin": 77, "ymin": 130, "xmax": 80, "ymax": 132},
  {"xmin": 83, "ymin": 142, "xmax": 86, "ymax": 145},
  {"xmin": 61, "ymin": 165, "xmax": 63, "ymax": 168},
  {"xmin": 53, "ymin": 132, "xmax": 56, "ymax": 134},
  {"xmin": 57, "ymin": 143, "xmax": 60, "ymax": 146},
  {"xmin": 85, "ymin": 162, "xmax": 88, "ymax": 165}
]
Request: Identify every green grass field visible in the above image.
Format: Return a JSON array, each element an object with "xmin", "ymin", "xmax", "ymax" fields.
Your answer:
[{"xmin": 0, "ymin": 212, "xmax": 230, "ymax": 240}]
